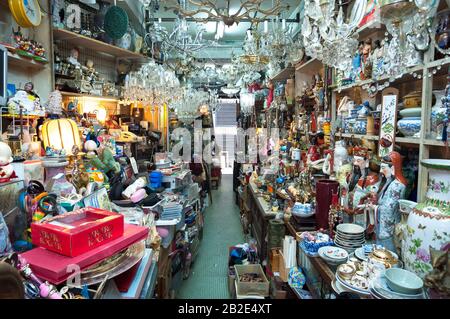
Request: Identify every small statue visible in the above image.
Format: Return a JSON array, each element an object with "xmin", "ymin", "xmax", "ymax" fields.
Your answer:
[
  {"xmin": 67, "ymin": 48, "xmax": 81, "ymax": 67},
  {"xmin": 367, "ymin": 152, "xmax": 407, "ymax": 250},
  {"xmin": 344, "ymin": 147, "xmax": 381, "ymax": 229},
  {"xmin": 360, "ymin": 38, "xmax": 373, "ymax": 80},
  {"xmin": 0, "ymin": 142, "xmax": 18, "ymax": 183}
]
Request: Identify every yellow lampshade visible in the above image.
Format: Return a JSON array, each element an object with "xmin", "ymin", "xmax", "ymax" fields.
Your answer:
[{"xmin": 41, "ymin": 119, "xmax": 81, "ymax": 155}]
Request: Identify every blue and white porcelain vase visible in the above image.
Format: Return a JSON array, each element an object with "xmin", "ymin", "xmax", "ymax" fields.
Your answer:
[{"xmin": 431, "ymin": 90, "xmax": 448, "ymax": 140}]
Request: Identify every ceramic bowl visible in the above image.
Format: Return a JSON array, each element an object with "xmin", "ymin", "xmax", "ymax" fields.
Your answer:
[
  {"xmin": 403, "ymin": 92, "xmax": 422, "ymax": 108},
  {"xmin": 397, "ymin": 117, "xmax": 421, "ymax": 137},
  {"xmin": 336, "ymin": 223, "xmax": 365, "ymax": 235},
  {"xmin": 399, "ymin": 107, "xmax": 421, "ymax": 118},
  {"xmin": 385, "ymin": 268, "xmax": 423, "ymax": 295}
]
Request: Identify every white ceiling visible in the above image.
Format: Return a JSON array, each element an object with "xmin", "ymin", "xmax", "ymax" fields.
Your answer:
[{"xmin": 117, "ymin": 0, "xmax": 302, "ymax": 59}]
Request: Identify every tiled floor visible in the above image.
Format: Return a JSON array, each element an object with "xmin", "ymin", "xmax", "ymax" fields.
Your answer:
[{"xmin": 177, "ymin": 174, "xmax": 244, "ymax": 299}]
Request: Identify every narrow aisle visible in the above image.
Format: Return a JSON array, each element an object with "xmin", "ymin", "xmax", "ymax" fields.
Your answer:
[{"xmin": 178, "ymin": 174, "xmax": 244, "ymax": 299}]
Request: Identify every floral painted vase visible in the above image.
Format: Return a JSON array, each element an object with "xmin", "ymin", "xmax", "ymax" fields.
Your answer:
[{"xmin": 402, "ymin": 159, "xmax": 450, "ymax": 278}]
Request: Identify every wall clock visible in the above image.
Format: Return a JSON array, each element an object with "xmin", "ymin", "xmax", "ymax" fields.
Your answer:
[{"xmin": 8, "ymin": 0, "xmax": 42, "ymax": 28}]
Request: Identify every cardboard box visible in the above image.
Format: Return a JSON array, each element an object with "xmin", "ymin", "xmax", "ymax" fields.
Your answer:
[
  {"xmin": 22, "ymin": 224, "xmax": 148, "ymax": 284},
  {"xmin": 234, "ymin": 264, "xmax": 270, "ymax": 297},
  {"xmin": 31, "ymin": 207, "xmax": 124, "ymax": 257}
]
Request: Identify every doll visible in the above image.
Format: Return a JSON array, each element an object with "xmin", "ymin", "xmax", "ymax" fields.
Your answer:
[{"xmin": 0, "ymin": 142, "xmax": 18, "ymax": 183}]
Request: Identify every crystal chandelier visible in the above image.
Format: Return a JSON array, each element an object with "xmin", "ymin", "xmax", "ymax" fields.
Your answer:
[
  {"xmin": 240, "ymin": 27, "xmax": 269, "ymax": 69},
  {"xmin": 301, "ymin": 0, "xmax": 366, "ymax": 71},
  {"xmin": 163, "ymin": 0, "xmax": 289, "ymax": 27},
  {"xmin": 172, "ymin": 88, "xmax": 211, "ymax": 124},
  {"xmin": 240, "ymin": 91, "xmax": 255, "ymax": 117},
  {"xmin": 161, "ymin": 17, "xmax": 218, "ymax": 58},
  {"xmin": 123, "ymin": 60, "xmax": 181, "ymax": 108}
]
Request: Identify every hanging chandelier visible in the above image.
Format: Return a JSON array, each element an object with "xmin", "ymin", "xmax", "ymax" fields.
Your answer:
[
  {"xmin": 173, "ymin": 88, "xmax": 212, "ymax": 124},
  {"xmin": 123, "ymin": 60, "xmax": 181, "ymax": 107},
  {"xmin": 240, "ymin": 91, "xmax": 255, "ymax": 117},
  {"xmin": 163, "ymin": 0, "xmax": 290, "ymax": 27},
  {"xmin": 301, "ymin": 0, "xmax": 366, "ymax": 71}
]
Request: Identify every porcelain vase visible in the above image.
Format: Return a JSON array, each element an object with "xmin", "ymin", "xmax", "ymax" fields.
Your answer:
[
  {"xmin": 402, "ymin": 159, "xmax": 450, "ymax": 278},
  {"xmin": 431, "ymin": 90, "xmax": 447, "ymax": 140}
]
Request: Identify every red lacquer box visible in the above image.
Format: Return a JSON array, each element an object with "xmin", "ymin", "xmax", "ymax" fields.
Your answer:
[{"xmin": 31, "ymin": 207, "xmax": 124, "ymax": 257}]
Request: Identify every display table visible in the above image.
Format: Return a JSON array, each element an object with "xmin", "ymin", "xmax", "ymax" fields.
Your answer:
[{"xmin": 246, "ymin": 182, "xmax": 277, "ymax": 262}]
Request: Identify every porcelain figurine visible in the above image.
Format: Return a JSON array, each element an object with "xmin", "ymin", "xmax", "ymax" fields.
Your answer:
[
  {"xmin": 0, "ymin": 142, "xmax": 18, "ymax": 183},
  {"xmin": 368, "ymin": 152, "xmax": 407, "ymax": 251},
  {"xmin": 360, "ymin": 38, "xmax": 373, "ymax": 80},
  {"xmin": 402, "ymin": 159, "xmax": 450, "ymax": 278},
  {"xmin": 352, "ymin": 41, "xmax": 364, "ymax": 81},
  {"xmin": 344, "ymin": 147, "xmax": 381, "ymax": 229},
  {"xmin": 323, "ymin": 140, "xmax": 350, "ymax": 178},
  {"xmin": 431, "ymin": 73, "xmax": 450, "ymax": 141},
  {"xmin": 371, "ymin": 39, "xmax": 385, "ymax": 79}
]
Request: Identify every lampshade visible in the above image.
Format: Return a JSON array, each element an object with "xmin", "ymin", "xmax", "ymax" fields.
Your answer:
[{"xmin": 41, "ymin": 119, "xmax": 81, "ymax": 155}]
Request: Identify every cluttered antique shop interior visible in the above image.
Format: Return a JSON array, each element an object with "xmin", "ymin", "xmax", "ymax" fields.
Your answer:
[{"xmin": 0, "ymin": 0, "xmax": 448, "ymax": 301}]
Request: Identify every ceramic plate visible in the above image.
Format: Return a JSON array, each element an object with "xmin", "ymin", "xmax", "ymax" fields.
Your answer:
[
  {"xmin": 335, "ymin": 237, "xmax": 365, "ymax": 247},
  {"xmin": 354, "ymin": 247, "xmax": 368, "ymax": 261},
  {"xmin": 335, "ymin": 234, "xmax": 366, "ymax": 243},
  {"xmin": 335, "ymin": 273, "xmax": 371, "ymax": 296},
  {"xmin": 318, "ymin": 247, "xmax": 348, "ymax": 265},
  {"xmin": 336, "ymin": 223, "xmax": 365, "ymax": 235},
  {"xmin": 399, "ymin": 107, "xmax": 421, "ymax": 118},
  {"xmin": 370, "ymin": 275, "xmax": 426, "ymax": 299},
  {"xmin": 335, "ymin": 231, "xmax": 365, "ymax": 239},
  {"xmin": 331, "ymin": 279, "xmax": 348, "ymax": 295},
  {"xmin": 322, "ymin": 246, "xmax": 349, "ymax": 260}
]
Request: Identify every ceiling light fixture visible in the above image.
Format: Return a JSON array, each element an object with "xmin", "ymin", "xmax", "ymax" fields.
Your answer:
[{"xmin": 163, "ymin": 0, "xmax": 290, "ymax": 27}]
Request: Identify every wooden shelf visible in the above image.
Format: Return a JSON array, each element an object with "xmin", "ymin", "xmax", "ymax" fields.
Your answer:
[
  {"xmin": 332, "ymin": 64, "xmax": 425, "ymax": 93},
  {"xmin": 395, "ymin": 137, "xmax": 420, "ymax": 145},
  {"xmin": 271, "ymin": 66, "xmax": 295, "ymax": 82},
  {"xmin": 7, "ymin": 51, "xmax": 48, "ymax": 70},
  {"xmin": 1, "ymin": 113, "xmax": 43, "ymax": 119},
  {"xmin": 53, "ymin": 28, "xmax": 149, "ymax": 63},
  {"xmin": 356, "ymin": 19, "xmax": 385, "ymax": 39},
  {"xmin": 336, "ymin": 133, "xmax": 423, "ymax": 145},
  {"xmin": 60, "ymin": 91, "xmax": 120, "ymax": 101},
  {"xmin": 296, "ymin": 58, "xmax": 323, "ymax": 73},
  {"xmin": 423, "ymin": 139, "xmax": 448, "ymax": 147},
  {"xmin": 335, "ymin": 133, "xmax": 379, "ymax": 141}
]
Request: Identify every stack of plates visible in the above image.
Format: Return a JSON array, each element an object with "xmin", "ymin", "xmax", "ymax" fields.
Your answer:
[
  {"xmin": 369, "ymin": 274, "xmax": 427, "ymax": 299},
  {"xmin": 318, "ymin": 246, "xmax": 349, "ymax": 266},
  {"xmin": 334, "ymin": 224, "xmax": 365, "ymax": 253}
]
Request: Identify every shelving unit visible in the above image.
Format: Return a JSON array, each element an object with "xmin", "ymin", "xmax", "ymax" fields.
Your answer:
[
  {"xmin": 271, "ymin": 66, "xmax": 295, "ymax": 82},
  {"xmin": 60, "ymin": 91, "xmax": 120, "ymax": 102},
  {"xmin": 7, "ymin": 51, "xmax": 48, "ymax": 70},
  {"xmin": 53, "ymin": 28, "xmax": 149, "ymax": 63}
]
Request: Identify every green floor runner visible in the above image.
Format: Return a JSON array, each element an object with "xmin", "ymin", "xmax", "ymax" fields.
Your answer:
[{"xmin": 177, "ymin": 174, "xmax": 244, "ymax": 299}]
